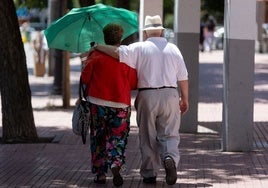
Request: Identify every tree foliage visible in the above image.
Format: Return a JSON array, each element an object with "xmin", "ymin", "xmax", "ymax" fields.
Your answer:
[
  {"xmin": 201, "ymin": 0, "xmax": 224, "ymax": 23},
  {"xmin": 14, "ymin": 0, "xmax": 48, "ymax": 9},
  {"xmin": 79, "ymin": 0, "xmax": 95, "ymax": 7},
  {"xmin": 201, "ymin": 0, "xmax": 224, "ymax": 13}
]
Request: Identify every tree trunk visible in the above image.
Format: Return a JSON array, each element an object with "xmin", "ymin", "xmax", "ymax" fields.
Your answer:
[
  {"xmin": 48, "ymin": 0, "xmax": 65, "ymax": 96},
  {"xmin": 0, "ymin": 0, "xmax": 38, "ymax": 143}
]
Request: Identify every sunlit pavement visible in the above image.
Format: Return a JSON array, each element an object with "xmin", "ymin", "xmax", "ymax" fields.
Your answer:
[
  {"xmin": 0, "ymin": 45, "xmax": 267, "ymax": 187},
  {"xmin": 198, "ymin": 50, "xmax": 268, "ymax": 122}
]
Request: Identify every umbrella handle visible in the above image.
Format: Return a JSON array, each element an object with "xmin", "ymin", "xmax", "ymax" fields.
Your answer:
[{"xmin": 90, "ymin": 42, "xmax": 95, "ymax": 48}]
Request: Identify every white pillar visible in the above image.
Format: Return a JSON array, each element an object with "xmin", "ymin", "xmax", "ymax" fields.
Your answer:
[
  {"xmin": 222, "ymin": 0, "xmax": 256, "ymax": 151},
  {"xmin": 139, "ymin": 0, "xmax": 163, "ymax": 41},
  {"xmin": 174, "ymin": 0, "xmax": 200, "ymax": 133}
]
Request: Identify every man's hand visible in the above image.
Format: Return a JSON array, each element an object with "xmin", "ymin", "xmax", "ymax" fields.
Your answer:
[
  {"xmin": 178, "ymin": 80, "xmax": 189, "ymax": 115},
  {"xmin": 179, "ymin": 99, "xmax": 189, "ymax": 115}
]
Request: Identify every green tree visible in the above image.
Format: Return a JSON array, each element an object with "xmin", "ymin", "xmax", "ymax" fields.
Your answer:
[
  {"xmin": 14, "ymin": 0, "xmax": 47, "ymax": 9},
  {"xmin": 164, "ymin": 0, "xmax": 174, "ymax": 29},
  {"xmin": 116, "ymin": 0, "xmax": 130, "ymax": 9},
  {"xmin": 79, "ymin": 0, "xmax": 95, "ymax": 7},
  {"xmin": 201, "ymin": 0, "xmax": 224, "ymax": 23},
  {"xmin": 0, "ymin": 0, "xmax": 38, "ymax": 143},
  {"xmin": 201, "ymin": 0, "xmax": 224, "ymax": 13}
]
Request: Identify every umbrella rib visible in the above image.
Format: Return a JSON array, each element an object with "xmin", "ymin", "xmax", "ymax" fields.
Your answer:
[
  {"xmin": 91, "ymin": 15, "xmax": 103, "ymax": 30},
  {"xmin": 77, "ymin": 15, "xmax": 89, "ymax": 52}
]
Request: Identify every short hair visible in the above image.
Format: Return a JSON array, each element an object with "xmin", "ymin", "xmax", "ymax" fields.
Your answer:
[{"xmin": 103, "ymin": 23, "xmax": 124, "ymax": 45}]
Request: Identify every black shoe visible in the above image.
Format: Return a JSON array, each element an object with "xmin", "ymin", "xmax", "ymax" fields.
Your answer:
[
  {"xmin": 93, "ymin": 174, "xmax": 106, "ymax": 184},
  {"xmin": 143, "ymin": 176, "xmax": 156, "ymax": 184},
  {"xmin": 164, "ymin": 156, "xmax": 177, "ymax": 185},
  {"xmin": 111, "ymin": 166, "xmax": 123, "ymax": 187}
]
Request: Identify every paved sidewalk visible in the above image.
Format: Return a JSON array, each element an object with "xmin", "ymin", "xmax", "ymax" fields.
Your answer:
[{"xmin": 0, "ymin": 49, "xmax": 268, "ymax": 187}]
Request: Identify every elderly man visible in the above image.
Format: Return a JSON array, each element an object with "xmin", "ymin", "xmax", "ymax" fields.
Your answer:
[{"xmin": 94, "ymin": 15, "xmax": 189, "ymax": 185}]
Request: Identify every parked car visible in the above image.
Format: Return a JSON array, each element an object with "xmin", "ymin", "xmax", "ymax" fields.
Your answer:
[
  {"xmin": 213, "ymin": 23, "xmax": 268, "ymax": 51},
  {"xmin": 164, "ymin": 28, "xmax": 175, "ymax": 44},
  {"xmin": 262, "ymin": 23, "xmax": 268, "ymax": 42},
  {"xmin": 213, "ymin": 26, "xmax": 224, "ymax": 50},
  {"xmin": 30, "ymin": 22, "xmax": 47, "ymax": 31}
]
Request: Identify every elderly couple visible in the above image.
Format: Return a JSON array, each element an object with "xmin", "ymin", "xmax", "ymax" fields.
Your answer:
[{"xmin": 80, "ymin": 15, "xmax": 189, "ymax": 186}]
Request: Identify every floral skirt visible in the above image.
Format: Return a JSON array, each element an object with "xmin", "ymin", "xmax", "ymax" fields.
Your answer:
[{"xmin": 89, "ymin": 103, "xmax": 131, "ymax": 176}]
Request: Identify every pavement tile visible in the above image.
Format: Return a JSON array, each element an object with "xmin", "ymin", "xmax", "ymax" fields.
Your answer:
[{"xmin": 0, "ymin": 48, "xmax": 268, "ymax": 187}]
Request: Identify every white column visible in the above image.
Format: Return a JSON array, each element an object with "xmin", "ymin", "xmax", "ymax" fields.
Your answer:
[
  {"xmin": 222, "ymin": 0, "xmax": 256, "ymax": 151},
  {"xmin": 174, "ymin": 0, "xmax": 200, "ymax": 133},
  {"xmin": 139, "ymin": 0, "xmax": 163, "ymax": 41}
]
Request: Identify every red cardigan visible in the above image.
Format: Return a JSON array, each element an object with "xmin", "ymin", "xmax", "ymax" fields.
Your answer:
[{"xmin": 81, "ymin": 50, "xmax": 137, "ymax": 106}]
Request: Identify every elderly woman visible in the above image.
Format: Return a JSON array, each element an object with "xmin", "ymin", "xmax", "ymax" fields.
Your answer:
[{"xmin": 81, "ymin": 23, "xmax": 137, "ymax": 187}]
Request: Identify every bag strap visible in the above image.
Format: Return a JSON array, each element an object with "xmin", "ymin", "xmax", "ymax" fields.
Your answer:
[{"xmin": 79, "ymin": 76, "xmax": 87, "ymax": 100}]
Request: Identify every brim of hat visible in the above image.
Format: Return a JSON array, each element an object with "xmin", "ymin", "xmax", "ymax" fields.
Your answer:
[{"xmin": 143, "ymin": 26, "xmax": 165, "ymax": 31}]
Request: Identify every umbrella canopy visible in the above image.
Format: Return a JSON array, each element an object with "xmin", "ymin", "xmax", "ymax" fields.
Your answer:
[{"xmin": 44, "ymin": 3, "xmax": 138, "ymax": 53}]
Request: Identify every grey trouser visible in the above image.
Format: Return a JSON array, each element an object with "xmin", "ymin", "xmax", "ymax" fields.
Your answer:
[{"xmin": 134, "ymin": 88, "xmax": 181, "ymax": 178}]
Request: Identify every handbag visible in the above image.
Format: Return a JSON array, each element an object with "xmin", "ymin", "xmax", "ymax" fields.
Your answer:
[{"xmin": 72, "ymin": 76, "xmax": 90, "ymax": 144}]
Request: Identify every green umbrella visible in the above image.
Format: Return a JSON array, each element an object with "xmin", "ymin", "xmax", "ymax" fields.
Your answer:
[{"xmin": 44, "ymin": 3, "xmax": 138, "ymax": 53}]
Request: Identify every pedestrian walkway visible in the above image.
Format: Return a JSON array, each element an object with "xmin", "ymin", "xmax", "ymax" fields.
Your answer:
[{"xmin": 0, "ymin": 50, "xmax": 267, "ymax": 187}]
